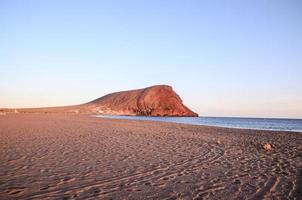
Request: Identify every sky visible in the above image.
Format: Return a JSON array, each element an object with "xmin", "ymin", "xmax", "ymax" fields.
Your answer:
[{"xmin": 0, "ymin": 0, "xmax": 302, "ymax": 118}]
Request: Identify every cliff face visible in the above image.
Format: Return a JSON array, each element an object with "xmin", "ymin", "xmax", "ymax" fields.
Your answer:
[
  {"xmin": 1, "ymin": 85, "xmax": 198, "ymax": 117},
  {"xmin": 86, "ymin": 85, "xmax": 198, "ymax": 117}
]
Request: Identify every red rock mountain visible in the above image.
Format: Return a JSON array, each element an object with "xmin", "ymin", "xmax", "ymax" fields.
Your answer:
[
  {"xmin": 85, "ymin": 85, "xmax": 198, "ymax": 116},
  {"xmin": 1, "ymin": 85, "xmax": 198, "ymax": 117}
]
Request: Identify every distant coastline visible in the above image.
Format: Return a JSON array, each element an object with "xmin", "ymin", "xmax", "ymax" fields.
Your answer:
[{"xmin": 96, "ymin": 115, "xmax": 302, "ymax": 132}]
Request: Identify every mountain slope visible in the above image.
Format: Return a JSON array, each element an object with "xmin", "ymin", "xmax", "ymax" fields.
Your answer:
[
  {"xmin": 85, "ymin": 85, "xmax": 198, "ymax": 116},
  {"xmin": 1, "ymin": 85, "xmax": 198, "ymax": 117}
]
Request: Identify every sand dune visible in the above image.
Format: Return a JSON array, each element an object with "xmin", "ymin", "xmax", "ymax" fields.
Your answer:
[{"xmin": 0, "ymin": 114, "xmax": 301, "ymax": 199}]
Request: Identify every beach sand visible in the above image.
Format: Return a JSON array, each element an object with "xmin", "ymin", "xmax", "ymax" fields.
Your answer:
[{"xmin": 0, "ymin": 114, "xmax": 301, "ymax": 199}]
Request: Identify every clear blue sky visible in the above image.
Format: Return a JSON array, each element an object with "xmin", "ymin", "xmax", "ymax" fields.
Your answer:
[{"xmin": 1, "ymin": 0, "xmax": 301, "ymax": 118}]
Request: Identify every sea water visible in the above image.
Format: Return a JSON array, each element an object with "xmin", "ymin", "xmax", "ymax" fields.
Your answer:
[{"xmin": 96, "ymin": 115, "xmax": 302, "ymax": 132}]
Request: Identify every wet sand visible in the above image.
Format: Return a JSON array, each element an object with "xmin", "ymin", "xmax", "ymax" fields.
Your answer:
[{"xmin": 0, "ymin": 114, "xmax": 301, "ymax": 199}]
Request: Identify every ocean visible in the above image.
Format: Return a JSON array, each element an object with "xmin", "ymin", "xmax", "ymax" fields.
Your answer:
[{"xmin": 96, "ymin": 115, "xmax": 302, "ymax": 132}]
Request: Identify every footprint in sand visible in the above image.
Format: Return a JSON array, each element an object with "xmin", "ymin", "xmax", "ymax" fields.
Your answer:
[
  {"xmin": 7, "ymin": 187, "xmax": 25, "ymax": 195},
  {"xmin": 60, "ymin": 177, "xmax": 76, "ymax": 184}
]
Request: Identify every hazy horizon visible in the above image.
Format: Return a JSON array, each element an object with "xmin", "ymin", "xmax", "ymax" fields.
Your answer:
[{"xmin": 1, "ymin": 0, "xmax": 302, "ymax": 118}]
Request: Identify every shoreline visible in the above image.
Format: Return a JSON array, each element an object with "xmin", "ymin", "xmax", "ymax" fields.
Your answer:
[
  {"xmin": 95, "ymin": 114, "xmax": 302, "ymax": 133},
  {"xmin": 1, "ymin": 113, "xmax": 301, "ymax": 199}
]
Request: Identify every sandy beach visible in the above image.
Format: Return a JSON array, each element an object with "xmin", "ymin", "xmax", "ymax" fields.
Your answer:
[{"xmin": 0, "ymin": 114, "xmax": 301, "ymax": 199}]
